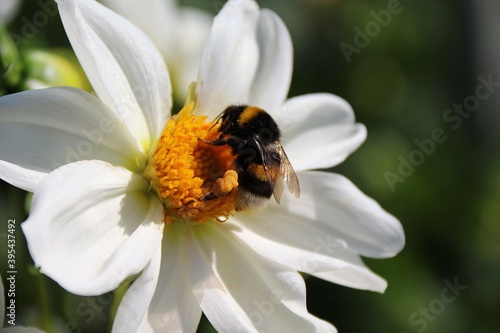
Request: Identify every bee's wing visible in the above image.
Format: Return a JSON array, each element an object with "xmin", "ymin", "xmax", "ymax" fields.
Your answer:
[
  {"xmin": 276, "ymin": 142, "xmax": 300, "ymax": 198},
  {"xmin": 272, "ymin": 174, "xmax": 285, "ymax": 204},
  {"xmin": 253, "ymin": 136, "xmax": 300, "ymax": 204},
  {"xmin": 252, "ymin": 136, "xmax": 283, "ymax": 203}
]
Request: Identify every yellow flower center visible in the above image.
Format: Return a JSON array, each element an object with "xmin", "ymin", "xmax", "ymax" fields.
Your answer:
[{"xmin": 144, "ymin": 102, "xmax": 238, "ymax": 223}]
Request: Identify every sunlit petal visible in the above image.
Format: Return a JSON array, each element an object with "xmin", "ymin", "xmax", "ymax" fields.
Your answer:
[
  {"xmin": 195, "ymin": 0, "xmax": 261, "ymax": 118},
  {"xmin": 22, "ymin": 160, "xmax": 164, "ymax": 295},
  {"xmin": 247, "ymin": 8, "xmax": 293, "ymax": 111},
  {"xmin": 172, "ymin": 8, "xmax": 213, "ymax": 102},
  {"xmin": 100, "ymin": 0, "xmax": 212, "ymax": 102},
  {"xmin": 114, "ymin": 225, "xmax": 202, "ymax": 333},
  {"xmin": 257, "ymin": 171, "xmax": 405, "ymax": 258},
  {"xmin": 112, "ymin": 248, "xmax": 161, "ymax": 333},
  {"xmin": 187, "ymin": 223, "xmax": 337, "ymax": 332},
  {"xmin": 232, "ymin": 214, "xmax": 387, "ymax": 292},
  {"xmin": 99, "ymin": 0, "xmax": 177, "ymax": 52},
  {"xmin": 0, "ymin": 87, "xmax": 142, "ymax": 192},
  {"xmin": 273, "ymin": 93, "xmax": 367, "ymax": 171},
  {"xmin": 57, "ymin": 0, "xmax": 172, "ymax": 150}
]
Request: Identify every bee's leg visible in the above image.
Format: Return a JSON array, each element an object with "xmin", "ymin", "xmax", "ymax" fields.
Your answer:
[
  {"xmin": 198, "ymin": 133, "xmax": 227, "ymax": 146},
  {"xmin": 227, "ymin": 136, "xmax": 247, "ymax": 149},
  {"xmin": 203, "ymin": 192, "xmax": 218, "ymax": 201},
  {"xmin": 201, "ymin": 170, "xmax": 239, "ymax": 202},
  {"xmin": 214, "ymin": 170, "xmax": 238, "ymax": 197}
]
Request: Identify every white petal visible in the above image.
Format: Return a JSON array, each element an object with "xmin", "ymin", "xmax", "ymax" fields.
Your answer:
[
  {"xmin": 186, "ymin": 223, "xmax": 337, "ymax": 333},
  {"xmin": 100, "ymin": 0, "xmax": 213, "ymax": 102},
  {"xmin": 21, "ymin": 160, "xmax": 164, "ymax": 296},
  {"xmin": 58, "ymin": 0, "xmax": 172, "ymax": 150},
  {"xmin": 0, "ymin": 87, "xmax": 142, "ymax": 192},
  {"xmin": 313, "ymin": 268, "xmax": 387, "ymax": 293},
  {"xmin": 149, "ymin": 226, "xmax": 202, "ymax": 332},
  {"xmin": 232, "ymin": 214, "xmax": 387, "ymax": 292},
  {"xmin": 195, "ymin": 0, "xmax": 293, "ymax": 118},
  {"xmin": 254, "ymin": 171, "xmax": 405, "ymax": 259},
  {"xmin": 112, "ymin": 248, "xmax": 160, "ymax": 333},
  {"xmin": 172, "ymin": 8, "xmax": 213, "ymax": 102},
  {"xmin": 0, "ymin": 0, "xmax": 20, "ymax": 23},
  {"xmin": 247, "ymin": 8, "xmax": 293, "ymax": 111},
  {"xmin": 114, "ymin": 225, "xmax": 202, "ymax": 333},
  {"xmin": 99, "ymin": 0, "xmax": 178, "ymax": 53},
  {"xmin": 194, "ymin": 0, "xmax": 261, "ymax": 118},
  {"xmin": 273, "ymin": 93, "xmax": 367, "ymax": 171}
]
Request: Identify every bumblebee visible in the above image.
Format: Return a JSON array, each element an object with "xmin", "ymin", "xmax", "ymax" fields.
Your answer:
[{"xmin": 200, "ymin": 105, "xmax": 300, "ymax": 211}]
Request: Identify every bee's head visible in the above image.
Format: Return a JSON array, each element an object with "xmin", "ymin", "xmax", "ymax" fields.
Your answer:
[{"xmin": 216, "ymin": 105, "xmax": 247, "ymax": 135}]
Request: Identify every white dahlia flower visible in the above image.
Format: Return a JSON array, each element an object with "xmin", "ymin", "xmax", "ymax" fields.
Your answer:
[{"xmin": 0, "ymin": 0, "xmax": 404, "ymax": 332}]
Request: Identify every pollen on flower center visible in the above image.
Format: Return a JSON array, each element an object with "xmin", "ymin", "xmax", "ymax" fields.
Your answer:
[{"xmin": 144, "ymin": 102, "xmax": 238, "ymax": 223}]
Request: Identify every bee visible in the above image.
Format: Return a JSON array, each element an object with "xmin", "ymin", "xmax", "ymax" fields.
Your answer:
[{"xmin": 200, "ymin": 105, "xmax": 300, "ymax": 211}]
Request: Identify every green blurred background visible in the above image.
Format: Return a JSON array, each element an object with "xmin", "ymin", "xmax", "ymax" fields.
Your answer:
[{"xmin": 1, "ymin": 0, "xmax": 499, "ymax": 332}]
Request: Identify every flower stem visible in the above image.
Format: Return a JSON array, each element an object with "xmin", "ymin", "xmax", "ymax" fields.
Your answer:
[
  {"xmin": 29, "ymin": 266, "xmax": 54, "ymax": 333},
  {"xmin": 108, "ymin": 278, "xmax": 133, "ymax": 332}
]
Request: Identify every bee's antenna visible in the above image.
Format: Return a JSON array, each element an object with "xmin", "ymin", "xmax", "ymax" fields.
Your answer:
[{"xmin": 208, "ymin": 111, "xmax": 224, "ymax": 131}]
